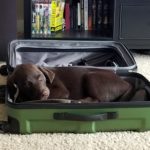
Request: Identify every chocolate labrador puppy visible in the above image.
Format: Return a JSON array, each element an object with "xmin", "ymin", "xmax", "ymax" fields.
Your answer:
[{"xmin": 7, "ymin": 63, "xmax": 133, "ymax": 103}]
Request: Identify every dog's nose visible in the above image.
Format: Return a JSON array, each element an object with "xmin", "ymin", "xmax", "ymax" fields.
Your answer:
[{"xmin": 41, "ymin": 89, "xmax": 49, "ymax": 97}]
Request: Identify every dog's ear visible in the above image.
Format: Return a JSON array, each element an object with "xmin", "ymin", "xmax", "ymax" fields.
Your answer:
[
  {"xmin": 7, "ymin": 73, "xmax": 19, "ymax": 102},
  {"xmin": 38, "ymin": 67, "xmax": 55, "ymax": 84}
]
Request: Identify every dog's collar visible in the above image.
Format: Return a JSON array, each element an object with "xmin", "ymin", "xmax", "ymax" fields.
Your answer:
[
  {"xmin": 13, "ymin": 83, "xmax": 19, "ymax": 102},
  {"xmin": 50, "ymin": 73, "xmax": 55, "ymax": 84}
]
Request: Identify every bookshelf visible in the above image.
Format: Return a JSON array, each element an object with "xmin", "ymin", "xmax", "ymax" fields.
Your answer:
[
  {"xmin": 24, "ymin": 0, "xmax": 150, "ymax": 50},
  {"xmin": 24, "ymin": 0, "xmax": 114, "ymax": 40}
]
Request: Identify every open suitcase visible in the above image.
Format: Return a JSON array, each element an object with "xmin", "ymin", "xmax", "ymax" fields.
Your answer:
[{"xmin": 3, "ymin": 39, "xmax": 150, "ymax": 134}]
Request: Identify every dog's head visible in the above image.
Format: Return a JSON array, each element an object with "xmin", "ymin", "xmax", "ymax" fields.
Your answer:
[{"xmin": 7, "ymin": 64, "xmax": 55, "ymax": 102}]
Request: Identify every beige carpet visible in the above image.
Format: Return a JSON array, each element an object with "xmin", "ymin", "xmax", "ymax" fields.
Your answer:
[{"xmin": 1, "ymin": 53, "xmax": 150, "ymax": 150}]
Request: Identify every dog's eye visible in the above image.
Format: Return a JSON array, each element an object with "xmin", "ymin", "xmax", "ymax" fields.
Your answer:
[{"xmin": 25, "ymin": 81, "xmax": 32, "ymax": 87}]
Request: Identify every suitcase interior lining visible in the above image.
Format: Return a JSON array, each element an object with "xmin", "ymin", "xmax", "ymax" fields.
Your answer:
[{"xmin": 10, "ymin": 47, "xmax": 132, "ymax": 68}]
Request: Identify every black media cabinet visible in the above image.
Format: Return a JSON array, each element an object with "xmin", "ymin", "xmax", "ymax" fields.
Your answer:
[{"xmin": 24, "ymin": 0, "xmax": 150, "ymax": 50}]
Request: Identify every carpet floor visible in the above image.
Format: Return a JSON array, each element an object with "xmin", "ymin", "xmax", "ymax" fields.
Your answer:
[{"xmin": 0, "ymin": 52, "xmax": 150, "ymax": 150}]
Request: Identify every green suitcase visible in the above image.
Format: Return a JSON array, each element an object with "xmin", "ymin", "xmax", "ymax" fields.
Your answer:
[{"xmin": 4, "ymin": 40, "xmax": 150, "ymax": 134}]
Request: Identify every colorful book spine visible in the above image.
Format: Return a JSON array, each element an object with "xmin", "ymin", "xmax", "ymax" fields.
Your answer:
[
  {"xmin": 88, "ymin": 0, "xmax": 92, "ymax": 30},
  {"xmin": 35, "ymin": 13, "xmax": 40, "ymax": 34},
  {"xmin": 43, "ymin": 3, "xmax": 51, "ymax": 35},
  {"xmin": 84, "ymin": 0, "xmax": 88, "ymax": 30},
  {"xmin": 77, "ymin": 2, "xmax": 81, "ymax": 29},
  {"xmin": 65, "ymin": 1, "xmax": 70, "ymax": 31},
  {"xmin": 80, "ymin": 0, "xmax": 84, "ymax": 30}
]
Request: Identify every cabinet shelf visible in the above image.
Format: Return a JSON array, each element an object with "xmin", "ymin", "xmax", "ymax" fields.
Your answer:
[{"xmin": 31, "ymin": 30, "xmax": 113, "ymax": 40}]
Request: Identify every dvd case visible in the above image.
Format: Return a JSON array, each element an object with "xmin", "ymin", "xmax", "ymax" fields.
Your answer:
[{"xmin": 32, "ymin": 0, "xmax": 51, "ymax": 37}]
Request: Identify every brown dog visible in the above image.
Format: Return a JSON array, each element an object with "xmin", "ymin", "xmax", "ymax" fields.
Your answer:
[{"xmin": 7, "ymin": 63, "xmax": 133, "ymax": 103}]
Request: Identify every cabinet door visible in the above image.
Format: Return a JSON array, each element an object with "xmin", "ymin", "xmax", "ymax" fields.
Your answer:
[
  {"xmin": 120, "ymin": 3, "xmax": 150, "ymax": 39},
  {"xmin": 0, "ymin": 0, "xmax": 17, "ymax": 60},
  {"xmin": 114, "ymin": 0, "xmax": 150, "ymax": 49}
]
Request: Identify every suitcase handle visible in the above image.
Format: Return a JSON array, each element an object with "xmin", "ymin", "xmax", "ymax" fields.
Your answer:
[{"xmin": 53, "ymin": 112, "xmax": 118, "ymax": 121}]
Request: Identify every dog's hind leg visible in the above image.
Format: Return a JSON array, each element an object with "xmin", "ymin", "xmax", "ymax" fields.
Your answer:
[{"xmin": 83, "ymin": 71, "xmax": 132, "ymax": 102}]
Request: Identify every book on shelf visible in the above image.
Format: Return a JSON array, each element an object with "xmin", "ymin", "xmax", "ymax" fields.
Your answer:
[
  {"xmin": 77, "ymin": 2, "xmax": 81, "ymax": 29},
  {"xmin": 102, "ymin": 0, "xmax": 109, "ymax": 29},
  {"xmin": 31, "ymin": 0, "xmax": 51, "ymax": 36},
  {"xmin": 96, "ymin": 0, "xmax": 103, "ymax": 32},
  {"xmin": 50, "ymin": 0, "xmax": 65, "ymax": 32},
  {"xmin": 65, "ymin": 0, "xmax": 70, "ymax": 30},
  {"xmin": 80, "ymin": 0, "xmax": 84, "ymax": 30},
  {"xmin": 84, "ymin": 0, "xmax": 88, "ymax": 30},
  {"xmin": 92, "ymin": 0, "xmax": 96, "ymax": 30},
  {"xmin": 88, "ymin": 0, "xmax": 92, "ymax": 30}
]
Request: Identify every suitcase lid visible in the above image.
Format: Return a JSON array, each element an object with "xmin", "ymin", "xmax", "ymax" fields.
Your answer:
[{"xmin": 7, "ymin": 40, "xmax": 137, "ymax": 72}]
